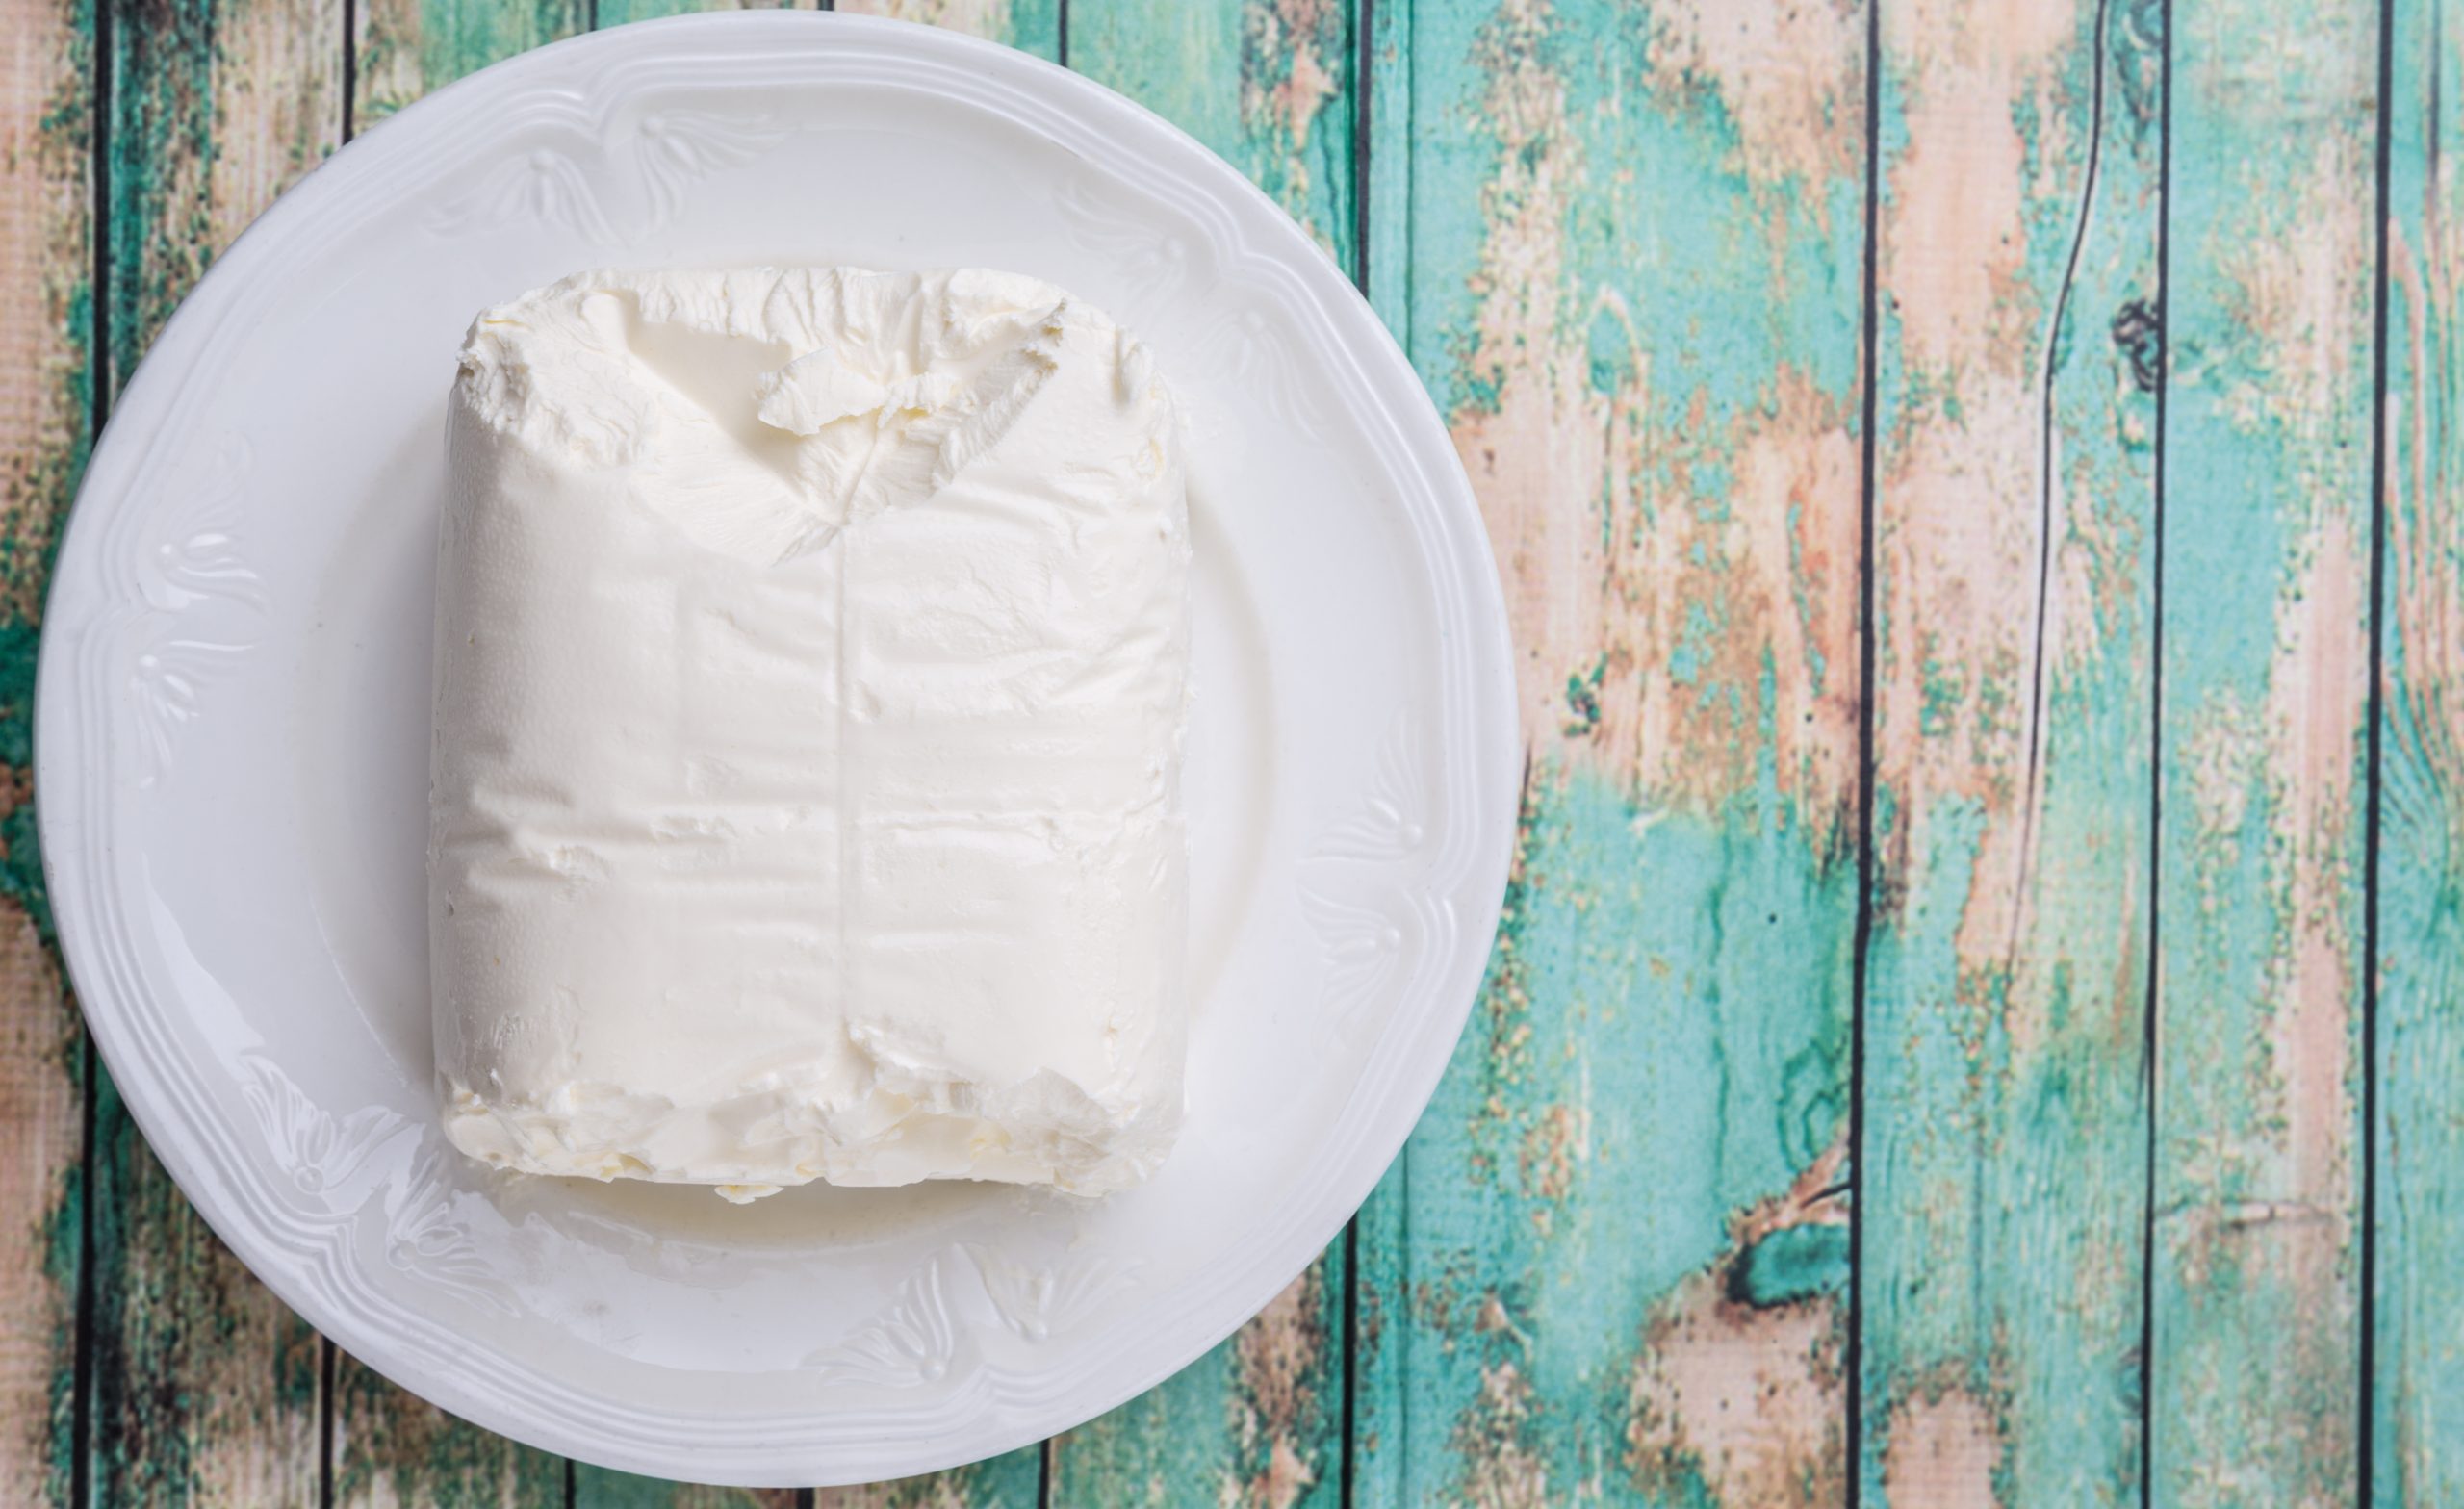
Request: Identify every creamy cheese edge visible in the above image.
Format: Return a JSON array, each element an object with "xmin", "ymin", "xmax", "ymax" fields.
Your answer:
[{"xmin": 430, "ymin": 267, "xmax": 1191, "ymax": 1200}]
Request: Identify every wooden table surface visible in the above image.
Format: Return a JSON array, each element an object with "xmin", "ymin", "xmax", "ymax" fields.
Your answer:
[{"xmin": 2, "ymin": 0, "xmax": 2458, "ymax": 1502}]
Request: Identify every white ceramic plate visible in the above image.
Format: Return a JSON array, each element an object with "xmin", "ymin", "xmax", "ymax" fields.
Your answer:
[{"xmin": 38, "ymin": 13, "xmax": 1515, "ymax": 1487}]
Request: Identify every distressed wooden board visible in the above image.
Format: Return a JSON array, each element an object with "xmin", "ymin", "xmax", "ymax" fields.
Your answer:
[
  {"xmin": 834, "ymin": 0, "xmax": 1059, "ymax": 60},
  {"xmin": 1050, "ymin": 1251, "xmax": 1346, "ymax": 1509},
  {"xmin": 1349, "ymin": 0, "xmax": 1865, "ymax": 1503},
  {"xmin": 2374, "ymin": 0, "xmax": 2464, "ymax": 1501},
  {"xmin": 351, "ymin": 0, "xmax": 585, "ymax": 125},
  {"xmin": 595, "ymin": 0, "xmax": 811, "ymax": 32},
  {"xmin": 1066, "ymin": 0, "xmax": 1354, "ymax": 264},
  {"xmin": 0, "ymin": 0, "xmax": 91, "ymax": 1496},
  {"xmin": 576, "ymin": 1475, "xmax": 794, "ymax": 1509},
  {"xmin": 87, "ymin": 1081, "xmax": 325, "ymax": 1506},
  {"xmin": 1042, "ymin": 2, "xmax": 1357, "ymax": 1501},
  {"xmin": 1861, "ymin": 0, "xmax": 2161, "ymax": 1502},
  {"xmin": 578, "ymin": 1481, "xmax": 795, "ymax": 1509},
  {"xmin": 2149, "ymin": 0, "xmax": 2376, "ymax": 1500},
  {"xmin": 84, "ymin": 0, "xmax": 343, "ymax": 1499},
  {"xmin": 808, "ymin": 1457, "xmax": 1040, "ymax": 1509},
  {"xmin": 329, "ymin": 1349, "xmax": 566, "ymax": 1508}
]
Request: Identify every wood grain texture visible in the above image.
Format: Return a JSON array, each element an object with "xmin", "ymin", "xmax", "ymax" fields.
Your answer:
[
  {"xmin": 1350, "ymin": 0, "xmax": 1865, "ymax": 1502},
  {"xmin": 330, "ymin": 1350, "xmax": 565, "ymax": 1508},
  {"xmin": 0, "ymin": 0, "xmax": 91, "ymax": 1496},
  {"xmin": 2374, "ymin": 0, "xmax": 2464, "ymax": 1501},
  {"xmin": 593, "ymin": 0, "xmax": 809, "ymax": 33},
  {"xmin": 89, "ymin": 1078, "xmax": 324, "ymax": 1507},
  {"xmin": 351, "ymin": 0, "xmax": 584, "ymax": 125},
  {"xmin": 833, "ymin": 0, "xmax": 1058, "ymax": 60},
  {"xmin": 1862, "ymin": 0, "xmax": 2161, "ymax": 1502},
  {"xmin": 1050, "ymin": 1251, "xmax": 1346, "ymax": 1509},
  {"xmin": 810, "ymin": 1455, "xmax": 1040, "ymax": 1509},
  {"xmin": 1067, "ymin": 0, "xmax": 1353, "ymax": 260},
  {"xmin": 575, "ymin": 1477, "xmax": 792, "ymax": 1509},
  {"xmin": 86, "ymin": 0, "xmax": 342, "ymax": 1498},
  {"xmin": 1038, "ymin": 4, "xmax": 1357, "ymax": 1500},
  {"xmin": 2151, "ymin": 0, "xmax": 2375, "ymax": 1500}
]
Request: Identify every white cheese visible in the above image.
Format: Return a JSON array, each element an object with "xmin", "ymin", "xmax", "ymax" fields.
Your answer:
[{"xmin": 429, "ymin": 267, "xmax": 1191, "ymax": 1200}]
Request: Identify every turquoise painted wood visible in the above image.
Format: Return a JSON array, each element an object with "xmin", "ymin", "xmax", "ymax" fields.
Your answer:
[
  {"xmin": 836, "ymin": 0, "xmax": 1059, "ymax": 60},
  {"xmin": 1351, "ymin": 0, "xmax": 1865, "ymax": 1502},
  {"xmin": 15, "ymin": 1, "xmax": 2464, "ymax": 1503},
  {"xmin": 352, "ymin": 0, "xmax": 584, "ymax": 123},
  {"xmin": 2374, "ymin": 0, "xmax": 2464, "ymax": 1501},
  {"xmin": 0, "ymin": 0, "xmax": 93, "ymax": 1494},
  {"xmin": 1862, "ymin": 0, "xmax": 2161, "ymax": 1502},
  {"xmin": 2152, "ymin": 0, "xmax": 2376, "ymax": 1499}
]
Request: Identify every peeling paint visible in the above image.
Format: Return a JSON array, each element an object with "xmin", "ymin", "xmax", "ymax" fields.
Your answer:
[
  {"xmin": 2374, "ymin": 2, "xmax": 2464, "ymax": 1500},
  {"xmin": 1881, "ymin": 1387, "xmax": 2004, "ymax": 1506},
  {"xmin": 2153, "ymin": 0, "xmax": 2374, "ymax": 1498},
  {"xmin": 1865, "ymin": 0, "xmax": 2160, "ymax": 1500}
]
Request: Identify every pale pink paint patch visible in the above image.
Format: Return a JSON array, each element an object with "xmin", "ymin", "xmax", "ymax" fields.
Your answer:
[
  {"xmin": 1227, "ymin": 1265, "xmax": 1334, "ymax": 1509},
  {"xmin": 1624, "ymin": 1144, "xmax": 1850, "ymax": 1506},
  {"xmin": 1881, "ymin": 1386, "xmax": 2004, "ymax": 1508},
  {"xmin": 1450, "ymin": 2, "xmax": 1861, "ymax": 829}
]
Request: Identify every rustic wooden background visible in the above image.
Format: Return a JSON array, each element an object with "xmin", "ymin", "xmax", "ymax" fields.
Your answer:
[{"xmin": 2, "ymin": 0, "xmax": 2459, "ymax": 1502}]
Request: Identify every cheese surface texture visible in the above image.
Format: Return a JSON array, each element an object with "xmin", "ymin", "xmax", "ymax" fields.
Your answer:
[{"xmin": 430, "ymin": 267, "xmax": 1191, "ymax": 1200}]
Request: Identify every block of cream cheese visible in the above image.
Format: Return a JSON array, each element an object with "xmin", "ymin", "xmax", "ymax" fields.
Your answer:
[{"xmin": 429, "ymin": 267, "xmax": 1190, "ymax": 1200}]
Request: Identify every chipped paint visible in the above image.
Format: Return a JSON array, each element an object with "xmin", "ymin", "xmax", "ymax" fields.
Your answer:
[
  {"xmin": 1227, "ymin": 1264, "xmax": 1337, "ymax": 1509},
  {"xmin": 20, "ymin": 2, "xmax": 2449, "ymax": 1503},
  {"xmin": 2150, "ymin": 0, "xmax": 2374, "ymax": 1499},
  {"xmin": 579, "ymin": 1474, "xmax": 797, "ymax": 1508},
  {"xmin": 832, "ymin": 0, "xmax": 1061, "ymax": 61},
  {"xmin": 351, "ymin": 0, "xmax": 584, "ymax": 124},
  {"xmin": 2375, "ymin": 2, "xmax": 2464, "ymax": 1502},
  {"xmin": 1625, "ymin": 1149, "xmax": 1850, "ymax": 1507},
  {"xmin": 1051, "ymin": 1257, "xmax": 1346, "ymax": 1509},
  {"xmin": 1880, "ymin": 1387, "xmax": 2004, "ymax": 1505},
  {"xmin": 1353, "ymin": 0, "xmax": 1862, "ymax": 1502},
  {"xmin": 1070, "ymin": 0, "xmax": 1353, "ymax": 261},
  {"xmin": 0, "ymin": 0, "xmax": 90, "ymax": 1496},
  {"xmin": 331, "ymin": 1351, "xmax": 561, "ymax": 1508},
  {"xmin": 1864, "ymin": 0, "xmax": 2161, "ymax": 1502}
]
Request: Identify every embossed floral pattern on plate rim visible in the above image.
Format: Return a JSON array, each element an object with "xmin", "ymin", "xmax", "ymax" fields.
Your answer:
[{"xmin": 35, "ymin": 12, "xmax": 1518, "ymax": 1486}]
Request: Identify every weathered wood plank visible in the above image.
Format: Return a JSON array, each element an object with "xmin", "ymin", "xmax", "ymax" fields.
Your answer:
[
  {"xmin": 833, "ymin": 0, "xmax": 1058, "ymax": 61},
  {"xmin": 2150, "ymin": 0, "xmax": 2376, "ymax": 1500},
  {"xmin": 1066, "ymin": 0, "xmax": 1352, "ymax": 261},
  {"xmin": 575, "ymin": 1475, "xmax": 794, "ymax": 1509},
  {"xmin": 1861, "ymin": 0, "xmax": 2161, "ymax": 1502},
  {"xmin": 2374, "ymin": 0, "xmax": 2464, "ymax": 1501},
  {"xmin": 351, "ymin": 0, "xmax": 585, "ymax": 126},
  {"xmin": 104, "ymin": 0, "xmax": 344, "ymax": 387},
  {"xmin": 1350, "ymin": 0, "xmax": 1865, "ymax": 1503},
  {"xmin": 594, "ymin": 0, "xmax": 808, "ymax": 33},
  {"xmin": 89, "ymin": 1084, "xmax": 325, "ymax": 1506},
  {"xmin": 1042, "ymin": 3, "xmax": 1357, "ymax": 1500},
  {"xmin": 0, "ymin": 0, "xmax": 92, "ymax": 1498},
  {"xmin": 809, "ymin": 1455, "xmax": 1040, "ymax": 1509},
  {"xmin": 86, "ymin": 0, "xmax": 341, "ymax": 1498},
  {"xmin": 1050, "ymin": 1251, "xmax": 1344, "ymax": 1509},
  {"xmin": 330, "ymin": 1349, "xmax": 566, "ymax": 1508}
]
